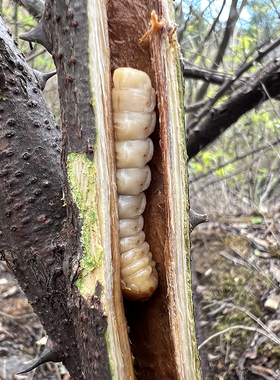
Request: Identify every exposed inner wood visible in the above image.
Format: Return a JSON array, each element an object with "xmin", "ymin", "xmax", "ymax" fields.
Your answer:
[{"xmin": 107, "ymin": 1, "xmax": 176, "ymax": 379}]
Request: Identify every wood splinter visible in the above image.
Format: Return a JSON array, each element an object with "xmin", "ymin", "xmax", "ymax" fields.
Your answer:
[{"xmin": 139, "ymin": 10, "xmax": 169, "ymax": 42}]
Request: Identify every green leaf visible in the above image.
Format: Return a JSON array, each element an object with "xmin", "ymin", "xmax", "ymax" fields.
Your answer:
[
  {"xmin": 261, "ymin": 112, "xmax": 269, "ymax": 123},
  {"xmin": 251, "ymin": 216, "xmax": 262, "ymax": 225}
]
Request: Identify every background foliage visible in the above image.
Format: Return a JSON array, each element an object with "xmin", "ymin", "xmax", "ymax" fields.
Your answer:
[{"xmin": 176, "ymin": 0, "xmax": 280, "ymax": 215}]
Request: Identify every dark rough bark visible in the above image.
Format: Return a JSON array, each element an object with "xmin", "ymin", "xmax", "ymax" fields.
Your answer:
[
  {"xmin": 44, "ymin": 0, "xmax": 111, "ymax": 378},
  {"xmin": 187, "ymin": 59, "xmax": 280, "ymax": 159},
  {"xmin": 0, "ymin": 15, "xmax": 85, "ymax": 380}
]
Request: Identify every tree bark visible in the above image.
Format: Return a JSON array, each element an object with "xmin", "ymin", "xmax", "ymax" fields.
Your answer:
[{"xmin": 0, "ymin": 16, "xmax": 84, "ymax": 380}]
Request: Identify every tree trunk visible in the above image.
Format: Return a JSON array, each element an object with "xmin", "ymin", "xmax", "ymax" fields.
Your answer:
[{"xmin": 0, "ymin": 1, "xmax": 201, "ymax": 379}]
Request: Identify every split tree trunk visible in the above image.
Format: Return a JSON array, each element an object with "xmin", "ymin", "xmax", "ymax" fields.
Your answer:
[{"xmin": 0, "ymin": 1, "xmax": 202, "ymax": 379}]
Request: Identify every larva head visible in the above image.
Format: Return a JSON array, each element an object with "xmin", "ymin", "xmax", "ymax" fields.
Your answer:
[
  {"xmin": 113, "ymin": 67, "xmax": 152, "ymax": 90},
  {"xmin": 112, "ymin": 67, "xmax": 156, "ymax": 113}
]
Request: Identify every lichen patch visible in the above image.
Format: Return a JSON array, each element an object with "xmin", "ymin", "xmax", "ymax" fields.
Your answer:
[{"xmin": 68, "ymin": 152, "xmax": 104, "ymax": 296}]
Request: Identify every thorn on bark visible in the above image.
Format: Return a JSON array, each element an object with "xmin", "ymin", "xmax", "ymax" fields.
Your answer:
[
  {"xmin": 19, "ymin": 20, "xmax": 52, "ymax": 53},
  {"xmin": 190, "ymin": 208, "xmax": 209, "ymax": 232},
  {"xmin": 18, "ymin": 339, "xmax": 64, "ymax": 374},
  {"xmin": 33, "ymin": 70, "xmax": 56, "ymax": 90}
]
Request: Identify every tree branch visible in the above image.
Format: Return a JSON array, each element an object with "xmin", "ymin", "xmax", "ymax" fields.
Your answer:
[
  {"xmin": 187, "ymin": 59, "xmax": 280, "ymax": 159},
  {"xmin": 189, "ymin": 0, "xmax": 226, "ymax": 64},
  {"xmin": 183, "ymin": 66, "xmax": 227, "ymax": 84},
  {"xmin": 187, "ymin": 35, "xmax": 280, "ymax": 134},
  {"xmin": 196, "ymin": 0, "xmax": 247, "ymax": 101}
]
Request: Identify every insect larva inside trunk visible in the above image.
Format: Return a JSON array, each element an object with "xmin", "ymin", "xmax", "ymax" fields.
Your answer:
[{"xmin": 112, "ymin": 67, "xmax": 158, "ymax": 301}]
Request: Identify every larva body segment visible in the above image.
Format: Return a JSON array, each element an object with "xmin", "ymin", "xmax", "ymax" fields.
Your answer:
[
  {"xmin": 118, "ymin": 193, "xmax": 147, "ymax": 219},
  {"xmin": 119, "ymin": 231, "xmax": 146, "ymax": 253},
  {"xmin": 116, "ymin": 166, "xmax": 151, "ymax": 195},
  {"xmin": 114, "ymin": 112, "xmax": 156, "ymax": 141},
  {"xmin": 115, "ymin": 139, "xmax": 154, "ymax": 168},
  {"xmin": 119, "ymin": 215, "xmax": 144, "ymax": 238},
  {"xmin": 112, "ymin": 67, "xmax": 158, "ymax": 301}
]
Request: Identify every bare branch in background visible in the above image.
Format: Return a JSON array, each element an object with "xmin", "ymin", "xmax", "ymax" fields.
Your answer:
[
  {"xmin": 176, "ymin": 1, "xmax": 191, "ymax": 43},
  {"xmin": 189, "ymin": 0, "xmax": 226, "ymax": 64},
  {"xmin": 271, "ymin": 0, "xmax": 280, "ymax": 19},
  {"xmin": 196, "ymin": 0, "xmax": 247, "ymax": 101},
  {"xmin": 183, "ymin": 66, "xmax": 227, "ymax": 84},
  {"xmin": 187, "ymin": 58, "xmax": 280, "ymax": 159},
  {"xmin": 186, "ymin": 35, "xmax": 280, "ymax": 150},
  {"xmin": 177, "ymin": 3, "xmax": 206, "ymax": 44},
  {"xmin": 184, "ymin": 33, "xmax": 280, "ymax": 113},
  {"xmin": 25, "ymin": 47, "xmax": 46, "ymax": 62},
  {"xmin": 185, "ymin": 98, "xmax": 208, "ymax": 113}
]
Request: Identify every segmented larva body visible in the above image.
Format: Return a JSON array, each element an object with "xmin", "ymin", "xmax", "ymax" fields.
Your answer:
[{"xmin": 112, "ymin": 68, "xmax": 158, "ymax": 300}]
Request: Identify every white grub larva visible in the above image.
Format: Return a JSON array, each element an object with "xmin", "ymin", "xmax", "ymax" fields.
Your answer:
[{"xmin": 112, "ymin": 67, "xmax": 158, "ymax": 301}]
